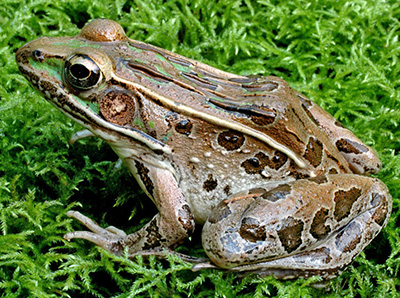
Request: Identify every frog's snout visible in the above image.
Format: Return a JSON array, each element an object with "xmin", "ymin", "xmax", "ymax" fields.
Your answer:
[
  {"xmin": 16, "ymin": 37, "xmax": 47, "ymax": 66},
  {"xmin": 16, "ymin": 43, "xmax": 40, "ymax": 87},
  {"xmin": 16, "ymin": 43, "xmax": 31, "ymax": 67}
]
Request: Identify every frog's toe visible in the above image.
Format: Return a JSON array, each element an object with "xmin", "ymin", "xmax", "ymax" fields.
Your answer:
[
  {"xmin": 64, "ymin": 231, "xmax": 124, "ymax": 255},
  {"xmin": 191, "ymin": 261, "xmax": 219, "ymax": 271},
  {"xmin": 106, "ymin": 226, "xmax": 127, "ymax": 237},
  {"xmin": 66, "ymin": 210, "xmax": 114, "ymax": 236},
  {"xmin": 65, "ymin": 210, "xmax": 125, "ymax": 254},
  {"xmin": 66, "ymin": 210, "xmax": 102, "ymax": 233}
]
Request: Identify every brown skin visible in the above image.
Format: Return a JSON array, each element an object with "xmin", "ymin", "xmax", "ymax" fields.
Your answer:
[{"xmin": 16, "ymin": 19, "xmax": 391, "ymax": 280}]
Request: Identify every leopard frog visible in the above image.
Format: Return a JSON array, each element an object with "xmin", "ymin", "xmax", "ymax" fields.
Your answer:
[{"xmin": 16, "ymin": 19, "xmax": 391, "ymax": 280}]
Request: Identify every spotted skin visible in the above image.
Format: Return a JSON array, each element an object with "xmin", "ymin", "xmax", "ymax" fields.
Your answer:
[
  {"xmin": 310, "ymin": 207, "xmax": 331, "ymax": 240},
  {"xmin": 16, "ymin": 19, "xmax": 391, "ymax": 281},
  {"xmin": 217, "ymin": 130, "xmax": 245, "ymax": 150},
  {"xmin": 203, "ymin": 174, "xmax": 218, "ymax": 192},
  {"xmin": 296, "ymin": 92, "xmax": 382, "ymax": 174},
  {"xmin": 303, "ymin": 137, "xmax": 323, "ymax": 167},
  {"xmin": 175, "ymin": 119, "xmax": 193, "ymax": 135},
  {"xmin": 202, "ymin": 174, "xmax": 391, "ymax": 278}
]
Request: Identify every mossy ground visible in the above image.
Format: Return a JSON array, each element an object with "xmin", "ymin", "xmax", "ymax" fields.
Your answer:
[{"xmin": 1, "ymin": 0, "xmax": 400, "ymax": 297}]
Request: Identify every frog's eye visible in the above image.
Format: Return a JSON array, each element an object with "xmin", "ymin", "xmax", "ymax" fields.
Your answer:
[{"xmin": 64, "ymin": 54, "xmax": 102, "ymax": 90}]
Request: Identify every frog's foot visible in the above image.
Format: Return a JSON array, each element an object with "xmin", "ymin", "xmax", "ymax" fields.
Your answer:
[{"xmin": 64, "ymin": 210, "xmax": 126, "ymax": 255}]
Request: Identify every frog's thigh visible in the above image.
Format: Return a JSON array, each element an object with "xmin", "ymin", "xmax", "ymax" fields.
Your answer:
[
  {"xmin": 202, "ymin": 174, "xmax": 391, "ymax": 274},
  {"xmin": 296, "ymin": 92, "xmax": 381, "ymax": 174}
]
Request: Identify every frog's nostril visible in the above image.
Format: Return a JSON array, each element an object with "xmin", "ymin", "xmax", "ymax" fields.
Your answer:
[{"xmin": 33, "ymin": 49, "xmax": 44, "ymax": 62}]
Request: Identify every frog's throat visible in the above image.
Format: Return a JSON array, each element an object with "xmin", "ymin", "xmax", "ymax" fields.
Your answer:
[{"xmin": 110, "ymin": 73, "xmax": 307, "ymax": 169}]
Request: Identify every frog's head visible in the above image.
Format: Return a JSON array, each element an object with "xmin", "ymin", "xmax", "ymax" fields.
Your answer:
[{"xmin": 16, "ymin": 19, "xmax": 171, "ymax": 166}]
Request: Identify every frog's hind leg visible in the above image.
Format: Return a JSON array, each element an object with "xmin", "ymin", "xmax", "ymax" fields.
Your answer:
[
  {"xmin": 225, "ymin": 204, "xmax": 386, "ymax": 280},
  {"xmin": 295, "ymin": 92, "xmax": 381, "ymax": 174},
  {"xmin": 201, "ymin": 174, "xmax": 391, "ymax": 280}
]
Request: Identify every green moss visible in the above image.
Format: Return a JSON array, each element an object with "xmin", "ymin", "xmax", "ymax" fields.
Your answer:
[{"xmin": 1, "ymin": 0, "xmax": 400, "ymax": 296}]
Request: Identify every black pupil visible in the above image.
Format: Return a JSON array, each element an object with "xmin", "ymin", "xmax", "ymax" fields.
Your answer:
[
  {"xmin": 33, "ymin": 50, "xmax": 43, "ymax": 61},
  {"xmin": 70, "ymin": 64, "xmax": 90, "ymax": 79}
]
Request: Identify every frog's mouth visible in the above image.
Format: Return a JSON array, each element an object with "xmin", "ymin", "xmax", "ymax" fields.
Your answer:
[{"xmin": 16, "ymin": 41, "xmax": 171, "ymax": 159}]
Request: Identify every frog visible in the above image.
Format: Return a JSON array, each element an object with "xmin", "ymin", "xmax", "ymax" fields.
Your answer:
[{"xmin": 16, "ymin": 19, "xmax": 391, "ymax": 280}]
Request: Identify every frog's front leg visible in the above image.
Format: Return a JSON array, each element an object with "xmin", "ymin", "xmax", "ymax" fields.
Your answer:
[
  {"xmin": 64, "ymin": 164, "xmax": 195, "ymax": 255},
  {"xmin": 202, "ymin": 174, "xmax": 391, "ymax": 279}
]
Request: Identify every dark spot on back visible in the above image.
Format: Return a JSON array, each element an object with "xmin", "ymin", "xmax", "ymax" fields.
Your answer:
[
  {"xmin": 262, "ymin": 184, "xmax": 292, "ymax": 202},
  {"xmin": 218, "ymin": 130, "xmax": 245, "ymax": 150},
  {"xmin": 203, "ymin": 173, "xmax": 218, "ymax": 192},
  {"xmin": 241, "ymin": 151, "xmax": 288, "ymax": 175},
  {"xmin": 289, "ymin": 170, "xmax": 310, "ymax": 179},
  {"xmin": 296, "ymin": 95, "xmax": 320, "ymax": 125},
  {"xmin": 241, "ymin": 152, "xmax": 269, "ymax": 175},
  {"xmin": 175, "ymin": 119, "xmax": 193, "ymax": 135},
  {"xmin": 239, "ymin": 217, "xmax": 266, "ymax": 243},
  {"xmin": 310, "ymin": 208, "xmax": 331, "ymax": 240},
  {"xmin": 249, "ymin": 106, "xmax": 276, "ymax": 126},
  {"xmin": 329, "ymin": 168, "xmax": 339, "ymax": 174},
  {"xmin": 334, "ymin": 187, "xmax": 362, "ymax": 222},
  {"xmin": 302, "ymin": 105, "xmax": 319, "ymax": 125},
  {"xmin": 303, "ymin": 137, "xmax": 323, "ymax": 167},
  {"xmin": 336, "ymin": 138, "xmax": 368, "ymax": 154},
  {"xmin": 277, "ymin": 216, "xmax": 304, "ymax": 253},
  {"xmin": 269, "ymin": 151, "xmax": 288, "ymax": 169}
]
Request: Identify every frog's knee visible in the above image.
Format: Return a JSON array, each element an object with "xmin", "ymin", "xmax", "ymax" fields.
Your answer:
[
  {"xmin": 202, "ymin": 213, "xmax": 282, "ymax": 269},
  {"xmin": 201, "ymin": 223, "xmax": 270, "ymax": 269},
  {"xmin": 202, "ymin": 210, "xmax": 244, "ymax": 268}
]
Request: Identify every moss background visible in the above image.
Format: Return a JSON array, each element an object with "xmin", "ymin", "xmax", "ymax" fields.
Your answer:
[{"xmin": 1, "ymin": 0, "xmax": 400, "ymax": 296}]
